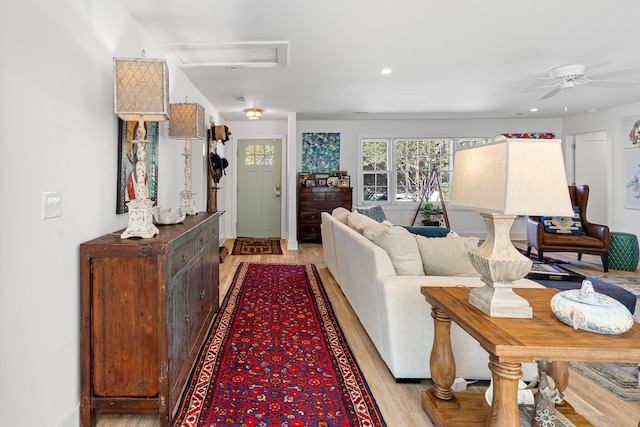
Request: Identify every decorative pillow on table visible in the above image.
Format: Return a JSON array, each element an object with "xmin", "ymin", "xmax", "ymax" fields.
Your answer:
[
  {"xmin": 355, "ymin": 205, "xmax": 387, "ymax": 223},
  {"xmin": 363, "ymin": 224, "xmax": 425, "ymax": 276},
  {"xmin": 541, "ymin": 206, "xmax": 586, "ymax": 235},
  {"xmin": 415, "ymin": 232, "xmax": 480, "ymax": 277}
]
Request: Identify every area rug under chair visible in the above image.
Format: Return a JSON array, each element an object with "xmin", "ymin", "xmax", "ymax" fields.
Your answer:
[
  {"xmin": 173, "ymin": 262, "xmax": 386, "ymax": 427},
  {"xmin": 232, "ymin": 238, "xmax": 283, "ymax": 255}
]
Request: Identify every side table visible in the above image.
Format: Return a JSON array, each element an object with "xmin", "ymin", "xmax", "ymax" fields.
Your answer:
[
  {"xmin": 420, "ymin": 286, "xmax": 640, "ymax": 427},
  {"xmin": 609, "ymin": 231, "xmax": 639, "ymax": 271}
]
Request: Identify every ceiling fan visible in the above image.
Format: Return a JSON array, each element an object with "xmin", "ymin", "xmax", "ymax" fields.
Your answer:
[{"xmin": 531, "ymin": 64, "xmax": 637, "ymax": 100}]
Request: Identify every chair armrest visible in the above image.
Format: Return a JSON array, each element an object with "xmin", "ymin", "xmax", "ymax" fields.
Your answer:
[
  {"xmin": 525, "ymin": 216, "xmax": 544, "ymax": 246},
  {"xmin": 583, "ymin": 222, "xmax": 610, "ymax": 250}
]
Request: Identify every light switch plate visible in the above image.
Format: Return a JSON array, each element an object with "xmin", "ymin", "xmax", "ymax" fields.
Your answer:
[{"xmin": 42, "ymin": 191, "xmax": 62, "ymax": 219}]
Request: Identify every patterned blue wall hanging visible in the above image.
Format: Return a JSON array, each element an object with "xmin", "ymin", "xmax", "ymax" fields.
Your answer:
[{"xmin": 302, "ymin": 132, "xmax": 340, "ymax": 173}]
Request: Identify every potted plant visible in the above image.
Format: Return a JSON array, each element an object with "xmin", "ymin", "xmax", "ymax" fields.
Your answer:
[{"xmin": 421, "ymin": 202, "xmax": 443, "ymax": 226}]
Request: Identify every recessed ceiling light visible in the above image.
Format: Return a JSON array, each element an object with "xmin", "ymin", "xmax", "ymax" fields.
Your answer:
[
  {"xmin": 530, "ymin": 108, "xmax": 539, "ymax": 112},
  {"xmin": 380, "ymin": 68, "xmax": 392, "ymax": 75}
]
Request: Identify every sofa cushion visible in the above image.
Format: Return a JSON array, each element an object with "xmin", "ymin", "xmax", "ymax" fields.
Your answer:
[
  {"xmin": 347, "ymin": 211, "xmax": 380, "ymax": 234},
  {"xmin": 332, "ymin": 207, "xmax": 351, "ymax": 224},
  {"xmin": 541, "ymin": 206, "xmax": 586, "ymax": 235},
  {"xmin": 364, "ymin": 224, "xmax": 425, "ymax": 276},
  {"xmin": 355, "ymin": 205, "xmax": 387, "ymax": 222},
  {"xmin": 402, "ymin": 225, "xmax": 450, "ymax": 238},
  {"xmin": 415, "ymin": 232, "xmax": 480, "ymax": 276}
]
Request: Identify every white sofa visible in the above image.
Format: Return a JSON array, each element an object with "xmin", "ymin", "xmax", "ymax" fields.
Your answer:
[{"xmin": 321, "ymin": 208, "xmax": 542, "ymax": 380}]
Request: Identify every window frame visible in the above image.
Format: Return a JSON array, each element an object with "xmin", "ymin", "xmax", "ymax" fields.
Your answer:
[{"xmin": 358, "ymin": 136, "xmax": 490, "ymax": 206}]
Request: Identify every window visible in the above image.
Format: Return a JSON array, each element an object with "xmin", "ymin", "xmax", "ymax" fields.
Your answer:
[
  {"xmin": 360, "ymin": 137, "xmax": 488, "ymax": 203},
  {"xmin": 362, "ymin": 139, "xmax": 389, "ymax": 201},
  {"xmin": 244, "ymin": 144, "xmax": 274, "ymax": 166}
]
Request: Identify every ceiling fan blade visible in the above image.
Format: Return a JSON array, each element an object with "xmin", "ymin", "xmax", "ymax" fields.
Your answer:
[
  {"xmin": 540, "ymin": 87, "xmax": 561, "ymax": 100},
  {"xmin": 586, "ymin": 80, "xmax": 638, "ymax": 88},
  {"xmin": 517, "ymin": 83, "xmax": 559, "ymax": 94}
]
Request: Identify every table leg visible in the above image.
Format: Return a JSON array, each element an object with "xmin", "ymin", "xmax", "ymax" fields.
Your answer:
[
  {"xmin": 424, "ymin": 305, "xmax": 459, "ymax": 408},
  {"xmin": 487, "ymin": 354, "xmax": 522, "ymax": 427}
]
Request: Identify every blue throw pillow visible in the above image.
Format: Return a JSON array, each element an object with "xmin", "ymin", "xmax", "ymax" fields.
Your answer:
[
  {"xmin": 402, "ymin": 226, "xmax": 450, "ymax": 238},
  {"xmin": 355, "ymin": 206, "xmax": 387, "ymax": 223},
  {"xmin": 541, "ymin": 206, "xmax": 586, "ymax": 235}
]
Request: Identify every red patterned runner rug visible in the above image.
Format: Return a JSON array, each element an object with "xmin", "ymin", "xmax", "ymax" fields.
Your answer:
[{"xmin": 173, "ymin": 262, "xmax": 386, "ymax": 427}]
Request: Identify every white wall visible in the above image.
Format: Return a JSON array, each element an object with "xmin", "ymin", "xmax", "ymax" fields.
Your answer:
[
  {"xmin": 296, "ymin": 118, "xmax": 564, "ymax": 239},
  {"xmin": 564, "ymin": 102, "xmax": 640, "ymax": 239},
  {"xmin": 0, "ymin": 1, "xmax": 223, "ymax": 426}
]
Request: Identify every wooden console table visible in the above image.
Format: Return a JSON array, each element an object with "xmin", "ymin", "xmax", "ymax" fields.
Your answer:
[{"xmin": 420, "ymin": 286, "xmax": 640, "ymax": 427}]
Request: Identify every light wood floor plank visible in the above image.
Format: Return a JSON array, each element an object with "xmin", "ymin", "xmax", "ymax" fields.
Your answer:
[{"xmin": 96, "ymin": 239, "xmax": 640, "ymax": 427}]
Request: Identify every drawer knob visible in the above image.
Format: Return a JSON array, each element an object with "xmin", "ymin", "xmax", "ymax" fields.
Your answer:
[
  {"xmin": 181, "ymin": 254, "xmax": 187, "ymax": 263},
  {"xmin": 184, "ymin": 314, "xmax": 190, "ymax": 323}
]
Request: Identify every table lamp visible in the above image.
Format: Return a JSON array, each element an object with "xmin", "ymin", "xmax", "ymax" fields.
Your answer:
[
  {"xmin": 449, "ymin": 137, "xmax": 573, "ymax": 318},
  {"xmin": 168, "ymin": 100, "xmax": 205, "ymax": 215},
  {"xmin": 114, "ymin": 52, "xmax": 169, "ymax": 239}
]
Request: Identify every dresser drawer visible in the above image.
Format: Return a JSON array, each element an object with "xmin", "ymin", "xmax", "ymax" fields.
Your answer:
[
  {"xmin": 299, "ymin": 223, "xmax": 322, "ymax": 241},
  {"xmin": 299, "ymin": 211, "xmax": 322, "ymax": 223},
  {"xmin": 170, "ymin": 239, "xmax": 194, "ymax": 277}
]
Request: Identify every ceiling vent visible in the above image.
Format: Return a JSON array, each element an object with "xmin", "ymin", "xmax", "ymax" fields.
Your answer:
[{"xmin": 159, "ymin": 41, "xmax": 289, "ymax": 68}]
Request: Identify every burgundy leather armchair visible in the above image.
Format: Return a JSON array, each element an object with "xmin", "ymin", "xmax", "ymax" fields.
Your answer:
[{"xmin": 526, "ymin": 185, "xmax": 609, "ymax": 272}]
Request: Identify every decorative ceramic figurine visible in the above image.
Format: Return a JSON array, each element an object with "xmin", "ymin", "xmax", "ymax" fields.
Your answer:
[
  {"xmin": 152, "ymin": 207, "xmax": 187, "ymax": 225},
  {"xmin": 533, "ymin": 360, "xmax": 564, "ymax": 427},
  {"xmin": 550, "ymin": 280, "xmax": 634, "ymax": 334}
]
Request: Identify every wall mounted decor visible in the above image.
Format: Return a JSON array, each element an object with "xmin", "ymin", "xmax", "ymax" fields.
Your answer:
[
  {"xmin": 624, "ymin": 149, "xmax": 640, "ymax": 209},
  {"xmin": 501, "ymin": 133, "xmax": 555, "ymax": 139},
  {"xmin": 622, "ymin": 115, "xmax": 640, "ymax": 149},
  {"xmin": 117, "ymin": 119, "xmax": 159, "ymax": 214},
  {"xmin": 302, "ymin": 132, "xmax": 340, "ymax": 173}
]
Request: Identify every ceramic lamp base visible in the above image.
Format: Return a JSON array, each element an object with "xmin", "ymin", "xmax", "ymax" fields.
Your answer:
[
  {"xmin": 121, "ymin": 198, "xmax": 159, "ymax": 239},
  {"xmin": 468, "ymin": 212, "xmax": 533, "ymax": 318}
]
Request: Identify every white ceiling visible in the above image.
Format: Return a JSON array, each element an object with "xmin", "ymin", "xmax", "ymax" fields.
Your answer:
[{"xmin": 122, "ymin": 0, "xmax": 640, "ymax": 122}]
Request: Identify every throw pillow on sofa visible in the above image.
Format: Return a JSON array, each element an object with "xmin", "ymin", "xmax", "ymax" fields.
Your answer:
[
  {"xmin": 332, "ymin": 207, "xmax": 351, "ymax": 224},
  {"xmin": 364, "ymin": 223, "xmax": 425, "ymax": 276},
  {"xmin": 354, "ymin": 205, "xmax": 387, "ymax": 222},
  {"xmin": 415, "ymin": 232, "xmax": 480, "ymax": 276},
  {"xmin": 347, "ymin": 211, "xmax": 380, "ymax": 234}
]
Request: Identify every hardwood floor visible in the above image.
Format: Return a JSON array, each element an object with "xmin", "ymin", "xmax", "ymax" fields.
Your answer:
[{"xmin": 95, "ymin": 239, "xmax": 640, "ymax": 427}]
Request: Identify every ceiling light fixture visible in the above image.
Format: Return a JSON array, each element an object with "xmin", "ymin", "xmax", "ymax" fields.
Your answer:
[
  {"xmin": 380, "ymin": 68, "xmax": 392, "ymax": 75},
  {"xmin": 244, "ymin": 108, "xmax": 263, "ymax": 120},
  {"xmin": 530, "ymin": 108, "xmax": 539, "ymax": 112}
]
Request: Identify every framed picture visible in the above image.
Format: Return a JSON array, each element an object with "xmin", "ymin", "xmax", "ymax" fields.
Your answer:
[
  {"xmin": 302, "ymin": 132, "xmax": 340, "ymax": 173},
  {"xmin": 317, "ymin": 178, "xmax": 327, "ymax": 186},
  {"xmin": 305, "ymin": 179, "xmax": 317, "ymax": 187},
  {"xmin": 622, "ymin": 115, "xmax": 640, "ymax": 149},
  {"xmin": 116, "ymin": 119, "xmax": 159, "ymax": 213},
  {"xmin": 315, "ymin": 173, "xmax": 330, "ymax": 180},
  {"xmin": 327, "ymin": 177, "xmax": 339, "ymax": 187},
  {"xmin": 338, "ymin": 177, "xmax": 350, "ymax": 187},
  {"xmin": 624, "ymin": 149, "xmax": 640, "ymax": 209},
  {"xmin": 298, "ymin": 173, "xmax": 312, "ymax": 186},
  {"xmin": 333, "ymin": 170, "xmax": 348, "ymax": 177}
]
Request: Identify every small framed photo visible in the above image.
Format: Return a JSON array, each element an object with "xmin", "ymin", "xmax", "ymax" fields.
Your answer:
[
  {"xmin": 338, "ymin": 177, "xmax": 350, "ymax": 187},
  {"xmin": 315, "ymin": 173, "xmax": 330, "ymax": 180},
  {"xmin": 305, "ymin": 179, "xmax": 317, "ymax": 187},
  {"xmin": 317, "ymin": 178, "xmax": 327, "ymax": 186},
  {"xmin": 333, "ymin": 170, "xmax": 348, "ymax": 177},
  {"xmin": 298, "ymin": 173, "xmax": 312, "ymax": 186}
]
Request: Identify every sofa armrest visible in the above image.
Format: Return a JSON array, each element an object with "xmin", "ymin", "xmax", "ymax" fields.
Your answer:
[{"xmin": 583, "ymin": 222, "xmax": 610, "ymax": 250}]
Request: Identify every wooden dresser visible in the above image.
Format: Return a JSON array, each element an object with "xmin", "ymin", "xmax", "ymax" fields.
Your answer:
[
  {"xmin": 298, "ymin": 186, "xmax": 352, "ymax": 242},
  {"xmin": 80, "ymin": 212, "xmax": 222, "ymax": 427}
]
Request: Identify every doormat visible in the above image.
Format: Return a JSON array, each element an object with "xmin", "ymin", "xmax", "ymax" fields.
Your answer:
[
  {"xmin": 173, "ymin": 262, "xmax": 387, "ymax": 426},
  {"xmin": 568, "ymin": 362, "xmax": 640, "ymax": 401},
  {"xmin": 232, "ymin": 238, "xmax": 283, "ymax": 255}
]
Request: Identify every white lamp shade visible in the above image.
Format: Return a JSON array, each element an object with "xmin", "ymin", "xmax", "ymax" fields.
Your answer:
[
  {"xmin": 449, "ymin": 138, "xmax": 574, "ymax": 216},
  {"xmin": 114, "ymin": 57, "xmax": 170, "ymax": 122},
  {"xmin": 169, "ymin": 103, "xmax": 206, "ymax": 140}
]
